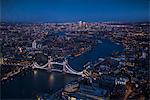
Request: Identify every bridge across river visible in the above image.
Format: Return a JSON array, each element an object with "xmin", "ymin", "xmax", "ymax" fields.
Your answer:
[
  {"xmin": 32, "ymin": 57, "xmax": 84, "ymax": 76},
  {"xmin": 1, "ymin": 56, "xmax": 88, "ymax": 81}
]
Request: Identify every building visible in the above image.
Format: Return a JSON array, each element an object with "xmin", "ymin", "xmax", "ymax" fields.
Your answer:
[
  {"xmin": 115, "ymin": 77, "xmax": 129, "ymax": 85},
  {"xmin": 32, "ymin": 40, "xmax": 37, "ymax": 49},
  {"xmin": 62, "ymin": 84, "xmax": 109, "ymax": 100},
  {"xmin": 78, "ymin": 21, "xmax": 83, "ymax": 27}
]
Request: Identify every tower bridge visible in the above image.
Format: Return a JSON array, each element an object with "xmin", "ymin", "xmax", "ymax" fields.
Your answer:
[
  {"xmin": 1, "ymin": 57, "xmax": 86, "ymax": 81},
  {"xmin": 32, "ymin": 57, "xmax": 84, "ymax": 76}
]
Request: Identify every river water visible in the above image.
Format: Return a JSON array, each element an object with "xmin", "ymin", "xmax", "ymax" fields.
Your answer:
[{"xmin": 1, "ymin": 39, "xmax": 123, "ymax": 99}]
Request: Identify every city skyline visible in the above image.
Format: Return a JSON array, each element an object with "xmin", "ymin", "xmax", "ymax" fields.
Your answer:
[{"xmin": 1, "ymin": 0, "xmax": 149, "ymax": 23}]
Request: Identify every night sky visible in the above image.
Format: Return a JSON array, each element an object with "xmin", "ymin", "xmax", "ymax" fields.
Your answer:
[{"xmin": 1, "ymin": 0, "xmax": 149, "ymax": 23}]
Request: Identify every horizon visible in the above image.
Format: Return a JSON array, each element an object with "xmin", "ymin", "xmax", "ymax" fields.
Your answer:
[
  {"xmin": 1, "ymin": 0, "xmax": 149, "ymax": 23},
  {"xmin": 1, "ymin": 20, "xmax": 149, "ymax": 24}
]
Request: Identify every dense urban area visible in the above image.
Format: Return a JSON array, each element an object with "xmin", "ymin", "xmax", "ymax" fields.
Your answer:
[{"xmin": 0, "ymin": 21, "xmax": 150, "ymax": 99}]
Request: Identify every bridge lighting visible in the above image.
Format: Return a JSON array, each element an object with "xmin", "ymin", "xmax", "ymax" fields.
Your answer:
[{"xmin": 33, "ymin": 58, "xmax": 83, "ymax": 75}]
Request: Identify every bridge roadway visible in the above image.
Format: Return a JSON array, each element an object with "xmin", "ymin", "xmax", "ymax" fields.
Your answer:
[
  {"xmin": 2, "ymin": 62, "xmax": 30, "ymax": 66},
  {"xmin": 33, "ymin": 66, "xmax": 63, "ymax": 73},
  {"xmin": 33, "ymin": 60, "xmax": 83, "ymax": 76}
]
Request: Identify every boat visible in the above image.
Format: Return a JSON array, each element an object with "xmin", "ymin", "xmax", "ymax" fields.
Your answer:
[
  {"xmin": 74, "ymin": 53, "xmax": 81, "ymax": 57},
  {"xmin": 97, "ymin": 40, "xmax": 103, "ymax": 43},
  {"xmin": 115, "ymin": 43, "xmax": 120, "ymax": 45}
]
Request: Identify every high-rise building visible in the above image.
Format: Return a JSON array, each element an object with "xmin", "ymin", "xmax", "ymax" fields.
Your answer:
[
  {"xmin": 78, "ymin": 21, "xmax": 87, "ymax": 28},
  {"xmin": 79, "ymin": 21, "xmax": 83, "ymax": 27}
]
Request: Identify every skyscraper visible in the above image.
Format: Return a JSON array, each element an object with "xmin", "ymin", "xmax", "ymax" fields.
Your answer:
[{"xmin": 79, "ymin": 21, "xmax": 83, "ymax": 27}]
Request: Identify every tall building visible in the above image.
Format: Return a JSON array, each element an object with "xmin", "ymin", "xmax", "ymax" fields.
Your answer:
[
  {"xmin": 32, "ymin": 40, "xmax": 37, "ymax": 49},
  {"xmin": 78, "ymin": 21, "xmax": 86, "ymax": 28},
  {"xmin": 79, "ymin": 21, "xmax": 83, "ymax": 27}
]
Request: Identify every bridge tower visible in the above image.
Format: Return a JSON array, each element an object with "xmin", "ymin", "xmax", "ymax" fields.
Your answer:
[
  {"xmin": 48, "ymin": 56, "xmax": 53, "ymax": 69},
  {"xmin": 62, "ymin": 58, "xmax": 68, "ymax": 73}
]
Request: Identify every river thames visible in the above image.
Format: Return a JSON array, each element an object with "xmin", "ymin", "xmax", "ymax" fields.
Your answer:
[{"xmin": 1, "ymin": 39, "xmax": 123, "ymax": 99}]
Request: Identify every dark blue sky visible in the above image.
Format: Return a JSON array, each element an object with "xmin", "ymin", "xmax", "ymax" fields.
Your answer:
[{"xmin": 1, "ymin": 0, "xmax": 149, "ymax": 22}]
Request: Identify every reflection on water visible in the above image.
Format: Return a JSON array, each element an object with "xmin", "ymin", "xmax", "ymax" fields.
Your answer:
[
  {"xmin": 34, "ymin": 70, "xmax": 38, "ymax": 76},
  {"xmin": 48, "ymin": 73, "xmax": 55, "ymax": 87}
]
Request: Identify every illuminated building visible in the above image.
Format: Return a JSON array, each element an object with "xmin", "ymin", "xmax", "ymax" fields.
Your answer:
[{"xmin": 32, "ymin": 40, "xmax": 37, "ymax": 49}]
